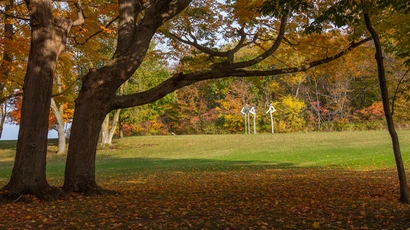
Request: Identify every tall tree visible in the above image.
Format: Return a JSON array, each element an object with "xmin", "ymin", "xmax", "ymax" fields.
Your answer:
[
  {"xmin": 299, "ymin": 0, "xmax": 410, "ymax": 203},
  {"xmin": 364, "ymin": 13, "xmax": 409, "ymax": 204},
  {"xmin": 1, "ymin": 0, "xmax": 84, "ymax": 199},
  {"xmin": 63, "ymin": 0, "xmax": 370, "ymax": 193}
]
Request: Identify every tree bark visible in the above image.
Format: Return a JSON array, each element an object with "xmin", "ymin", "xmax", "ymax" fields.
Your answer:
[
  {"xmin": 2, "ymin": 0, "xmax": 59, "ymax": 199},
  {"xmin": 364, "ymin": 13, "xmax": 409, "ymax": 204},
  {"xmin": 63, "ymin": 79, "xmax": 112, "ymax": 193},
  {"xmin": 63, "ymin": 0, "xmax": 192, "ymax": 193}
]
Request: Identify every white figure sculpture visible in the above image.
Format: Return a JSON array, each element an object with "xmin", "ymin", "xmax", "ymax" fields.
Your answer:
[
  {"xmin": 249, "ymin": 106, "xmax": 256, "ymax": 134},
  {"xmin": 241, "ymin": 104, "xmax": 251, "ymax": 134},
  {"xmin": 266, "ymin": 103, "xmax": 276, "ymax": 133}
]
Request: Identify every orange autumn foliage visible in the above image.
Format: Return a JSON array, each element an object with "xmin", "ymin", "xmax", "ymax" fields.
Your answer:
[{"xmin": 8, "ymin": 97, "xmax": 73, "ymax": 130}]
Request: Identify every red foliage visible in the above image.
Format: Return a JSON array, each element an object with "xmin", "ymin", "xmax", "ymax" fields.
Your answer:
[{"xmin": 355, "ymin": 101, "xmax": 384, "ymax": 121}]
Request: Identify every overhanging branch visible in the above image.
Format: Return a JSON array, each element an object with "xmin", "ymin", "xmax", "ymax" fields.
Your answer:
[{"xmin": 112, "ymin": 37, "xmax": 371, "ymax": 109}]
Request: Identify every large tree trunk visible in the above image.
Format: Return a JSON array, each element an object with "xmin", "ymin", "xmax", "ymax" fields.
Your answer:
[
  {"xmin": 364, "ymin": 14, "xmax": 409, "ymax": 204},
  {"xmin": 2, "ymin": 0, "xmax": 60, "ymax": 199},
  {"xmin": 1, "ymin": 0, "xmax": 83, "ymax": 200},
  {"xmin": 63, "ymin": 81, "xmax": 111, "ymax": 193}
]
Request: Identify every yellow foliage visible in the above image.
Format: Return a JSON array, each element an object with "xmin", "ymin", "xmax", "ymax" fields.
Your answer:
[
  {"xmin": 233, "ymin": 0, "xmax": 264, "ymax": 24},
  {"xmin": 281, "ymin": 96, "xmax": 305, "ymax": 113}
]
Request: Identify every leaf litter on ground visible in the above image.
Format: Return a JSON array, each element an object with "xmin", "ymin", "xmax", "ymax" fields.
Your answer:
[{"xmin": 1, "ymin": 168, "xmax": 410, "ymax": 229}]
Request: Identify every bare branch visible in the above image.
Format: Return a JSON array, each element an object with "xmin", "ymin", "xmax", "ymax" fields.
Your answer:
[
  {"xmin": 0, "ymin": 9, "xmax": 29, "ymax": 21},
  {"xmin": 213, "ymin": 14, "xmax": 288, "ymax": 70},
  {"xmin": 392, "ymin": 68, "xmax": 410, "ymax": 115},
  {"xmin": 75, "ymin": 15, "xmax": 119, "ymax": 45},
  {"xmin": 51, "ymin": 77, "xmax": 80, "ymax": 98},
  {"xmin": 0, "ymin": 92, "xmax": 23, "ymax": 105},
  {"xmin": 167, "ymin": 31, "xmax": 228, "ymax": 57}
]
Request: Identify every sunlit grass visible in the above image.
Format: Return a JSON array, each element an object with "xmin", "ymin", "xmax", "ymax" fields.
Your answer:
[{"xmin": 0, "ymin": 130, "xmax": 410, "ymax": 184}]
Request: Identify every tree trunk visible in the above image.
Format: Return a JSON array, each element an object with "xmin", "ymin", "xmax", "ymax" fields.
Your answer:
[
  {"xmin": 119, "ymin": 118, "xmax": 124, "ymax": 138},
  {"xmin": 2, "ymin": 0, "xmax": 60, "ymax": 199},
  {"xmin": 364, "ymin": 13, "xmax": 409, "ymax": 204},
  {"xmin": 107, "ymin": 109, "xmax": 121, "ymax": 145},
  {"xmin": 0, "ymin": 103, "xmax": 7, "ymax": 139},
  {"xmin": 50, "ymin": 98, "xmax": 66, "ymax": 154},
  {"xmin": 63, "ymin": 82, "xmax": 111, "ymax": 193},
  {"xmin": 100, "ymin": 114, "xmax": 109, "ymax": 145},
  {"xmin": 1, "ymin": 0, "xmax": 83, "ymax": 200}
]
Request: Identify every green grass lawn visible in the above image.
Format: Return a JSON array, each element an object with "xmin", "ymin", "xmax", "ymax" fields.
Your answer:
[
  {"xmin": 1, "ymin": 130, "xmax": 410, "ymax": 229},
  {"xmin": 1, "ymin": 130, "xmax": 410, "ymax": 183}
]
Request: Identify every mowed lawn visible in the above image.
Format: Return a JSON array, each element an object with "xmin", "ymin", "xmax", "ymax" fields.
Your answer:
[{"xmin": 1, "ymin": 130, "xmax": 410, "ymax": 229}]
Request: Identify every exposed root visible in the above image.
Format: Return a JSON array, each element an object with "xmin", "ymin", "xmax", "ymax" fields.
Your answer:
[{"xmin": 0, "ymin": 185, "xmax": 64, "ymax": 203}]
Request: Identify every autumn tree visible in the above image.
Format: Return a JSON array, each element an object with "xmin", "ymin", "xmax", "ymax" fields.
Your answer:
[
  {"xmin": 62, "ymin": 0, "xmax": 373, "ymax": 193},
  {"xmin": 0, "ymin": 0, "xmax": 29, "ymax": 138},
  {"xmin": 295, "ymin": 0, "xmax": 410, "ymax": 203},
  {"xmin": 1, "ymin": 0, "xmax": 84, "ymax": 199}
]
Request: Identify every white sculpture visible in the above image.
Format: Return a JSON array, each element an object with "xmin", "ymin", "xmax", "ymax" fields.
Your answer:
[
  {"xmin": 266, "ymin": 103, "xmax": 276, "ymax": 133},
  {"xmin": 241, "ymin": 104, "xmax": 251, "ymax": 134},
  {"xmin": 249, "ymin": 106, "xmax": 256, "ymax": 134}
]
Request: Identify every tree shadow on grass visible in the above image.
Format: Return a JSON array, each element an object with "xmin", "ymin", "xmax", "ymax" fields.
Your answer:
[
  {"xmin": 0, "ymin": 139, "xmax": 60, "ymax": 150},
  {"xmin": 95, "ymin": 156, "xmax": 300, "ymax": 174},
  {"xmin": 0, "ymin": 140, "xmax": 17, "ymax": 150}
]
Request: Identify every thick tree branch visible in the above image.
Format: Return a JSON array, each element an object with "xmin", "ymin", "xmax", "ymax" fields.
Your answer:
[
  {"xmin": 105, "ymin": 0, "xmax": 193, "ymax": 86},
  {"xmin": 114, "ymin": 0, "xmax": 138, "ymax": 57},
  {"xmin": 112, "ymin": 37, "xmax": 371, "ymax": 109},
  {"xmin": 72, "ymin": 0, "xmax": 84, "ymax": 26},
  {"xmin": 156, "ymin": 0, "xmax": 192, "ymax": 23}
]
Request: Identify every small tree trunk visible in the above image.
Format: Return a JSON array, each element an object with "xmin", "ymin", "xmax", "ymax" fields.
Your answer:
[
  {"xmin": 107, "ymin": 109, "xmax": 121, "ymax": 145},
  {"xmin": 0, "ymin": 103, "xmax": 7, "ymax": 139},
  {"xmin": 119, "ymin": 118, "xmax": 124, "ymax": 138},
  {"xmin": 50, "ymin": 98, "xmax": 66, "ymax": 154},
  {"xmin": 364, "ymin": 13, "xmax": 409, "ymax": 204},
  {"xmin": 0, "ymin": 0, "xmax": 14, "ymax": 139},
  {"xmin": 100, "ymin": 114, "xmax": 109, "ymax": 145}
]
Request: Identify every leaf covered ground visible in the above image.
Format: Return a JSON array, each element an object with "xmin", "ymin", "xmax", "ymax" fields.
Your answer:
[{"xmin": 1, "ymin": 167, "xmax": 410, "ymax": 229}]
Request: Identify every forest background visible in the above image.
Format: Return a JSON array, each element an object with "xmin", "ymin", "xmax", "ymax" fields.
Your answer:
[{"xmin": 1, "ymin": 0, "xmax": 410, "ymax": 140}]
